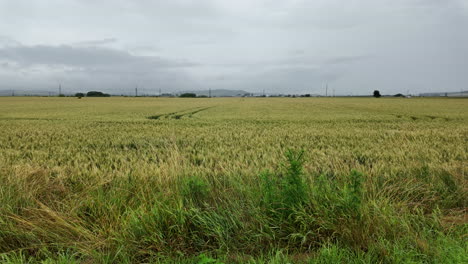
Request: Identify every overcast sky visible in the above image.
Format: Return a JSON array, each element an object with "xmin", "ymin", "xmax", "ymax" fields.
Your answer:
[{"xmin": 0, "ymin": 0, "xmax": 467, "ymax": 95}]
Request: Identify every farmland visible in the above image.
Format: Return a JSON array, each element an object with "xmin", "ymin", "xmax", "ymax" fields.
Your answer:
[{"xmin": 0, "ymin": 97, "xmax": 466, "ymax": 263}]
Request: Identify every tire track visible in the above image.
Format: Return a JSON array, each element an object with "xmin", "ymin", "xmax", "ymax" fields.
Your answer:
[{"xmin": 148, "ymin": 106, "xmax": 214, "ymax": 120}]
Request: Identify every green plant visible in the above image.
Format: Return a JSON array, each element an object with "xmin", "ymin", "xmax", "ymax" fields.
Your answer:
[
  {"xmin": 259, "ymin": 149, "xmax": 308, "ymax": 217},
  {"xmin": 196, "ymin": 253, "xmax": 223, "ymax": 264},
  {"xmin": 182, "ymin": 176, "xmax": 210, "ymax": 207}
]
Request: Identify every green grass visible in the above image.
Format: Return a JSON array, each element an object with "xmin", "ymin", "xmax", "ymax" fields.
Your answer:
[{"xmin": 0, "ymin": 97, "xmax": 466, "ymax": 263}]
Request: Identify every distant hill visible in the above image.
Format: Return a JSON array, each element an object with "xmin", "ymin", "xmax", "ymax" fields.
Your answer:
[
  {"xmin": 179, "ymin": 89, "xmax": 250, "ymax": 97},
  {"xmin": 419, "ymin": 91, "xmax": 468, "ymax": 97},
  {"xmin": 0, "ymin": 89, "xmax": 251, "ymax": 97},
  {"xmin": 0, "ymin": 90, "xmax": 59, "ymax": 96}
]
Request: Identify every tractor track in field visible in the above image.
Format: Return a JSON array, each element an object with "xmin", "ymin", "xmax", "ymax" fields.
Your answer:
[
  {"xmin": 392, "ymin": 114, "xmax": 452, "ymax": 122},
  {"xmin": 147, "ymin": 106, "xmax": 214, "ymax": 120}
]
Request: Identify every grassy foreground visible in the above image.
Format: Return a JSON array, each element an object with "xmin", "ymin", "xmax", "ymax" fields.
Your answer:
[{"xmin": 0, "ymin": 97, "xmax": 466, "ymax": 263}]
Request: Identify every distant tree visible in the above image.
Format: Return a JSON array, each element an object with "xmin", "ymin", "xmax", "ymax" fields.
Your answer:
[
  {"xmin": 75, "ymin": 93, "xmax": 85, "ymax": 98},
  {"xmin": 373, "ymin": 90, "xmax": 381, "ymax": 98},
  {"xmin": 394, "ymin": 93, "xmax": 404, "ymax": 97},
  {"xmin": 179, "ymin": 93, "xmax": 197, "ymax": 98},
  {"xmin": 87, "ymin": 91, "xmax": 110, "ymax": 97},
  {"xmin": 197, "ymin": 95, "xmax": 208, "ymax": 98}
]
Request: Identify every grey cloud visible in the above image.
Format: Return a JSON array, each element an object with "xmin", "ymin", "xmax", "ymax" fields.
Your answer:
[
  {"xmin": 0, "ymin": 44, "xmax": 196, "ymax": 69},
  {"xmin": 72, "ymin": 38, "xmax": 118, "ymax": 47},
  {"xmin": 324, "ymin": 56, "xmax": 370, "ymax": 65},
  {"xmin": 0, "ymin": 36, "xmax": 21, "ymax": 47},
  {"xmin": 0, "ymin": 42, "xmax": 200, "ymax": 93},
  {"xmin": 208, "ymin": 55, "xmax": 368, "ymax": 69}
]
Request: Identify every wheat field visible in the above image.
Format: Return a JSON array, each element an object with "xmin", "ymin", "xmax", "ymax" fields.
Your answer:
[{"xmin": 0, "ymin": 97, "xmax": 466, "ymax": 263}]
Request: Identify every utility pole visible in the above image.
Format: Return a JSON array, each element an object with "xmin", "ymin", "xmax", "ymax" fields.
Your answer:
[
  {"xmin": 159, "ymin": 88, "xmax": 161, "ymax": 97},
  {"xmin": 135, "ymin": 86, "xmax": 138, "ymax": 97},
  {"xmin": 333, "ymin": 89, "xmax": 335, "ymax": 97},
  {"xmin": 11, "ymin": 90, "xmax": 14, "ymax": 96},
  {"xmin": 58, "ymin": 83, "xmax": 62, "ymax": 96},
  {"xmin": 325, "ymin": 83, "xmax": 328, "ymax": 97}
]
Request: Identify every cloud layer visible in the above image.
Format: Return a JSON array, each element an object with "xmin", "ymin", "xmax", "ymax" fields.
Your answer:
[{"xmin": 0, "ymin": 0, "xmax": 467, "ymax": 95}]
